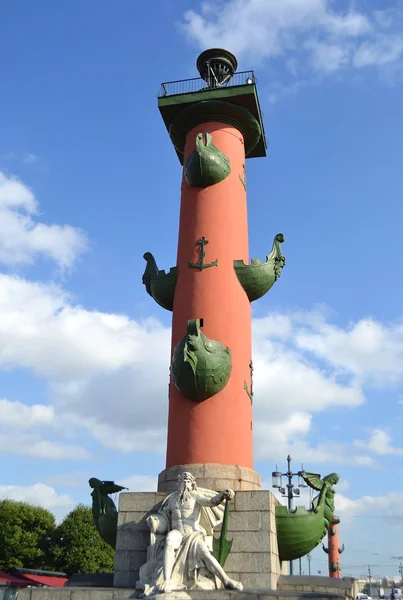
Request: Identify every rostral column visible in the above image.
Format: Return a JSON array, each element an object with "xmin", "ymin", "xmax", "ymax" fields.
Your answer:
[
  {"xmin": 142, "ymin": 49, "xmax": 285, "ymax": 491},
  {"xmin": 323, "ymin": 515, "xmax": 345, "ymax": 578}
]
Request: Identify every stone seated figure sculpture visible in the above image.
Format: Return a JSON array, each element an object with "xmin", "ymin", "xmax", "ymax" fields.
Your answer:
[{"xmin": 137, "ymin": 471, "xmax": 243, "ymax": 596}]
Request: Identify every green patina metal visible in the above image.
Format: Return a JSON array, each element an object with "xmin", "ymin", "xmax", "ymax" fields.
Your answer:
[
  {"xmin": 244, "ymin": 360, "xmax": 254, "ymax": 404},
  {"xmin": 142, "ymin": 252, "xmax": 178, "ymax": 311},
  {"xmin": 244, "ymin": 381, "xmax": 253, "ymax": 403},
  {"xmin": 234, "ymin": 233, "xmax": 286, "ymax": 302},
  {"xmin": 168, "ymin": 100, "xmax": 262, "ymax": 164},
  {"xmin": 276, "ymin": 471, "xmax": 339, "ymax": 562},
  {"xmin": 239, "ymin": 165, "xmax": 246, "ymax": 190},
  {"xmin": 171, "ymin": 319, "xmax": 232, "ymax": 402},
  {"xmin": 184, "ymin": 132, "xmax": 231, "ymax": 187},
  {"xmin": 159, "ymin": 86, "xmax": 266, "ymax": 163},
  {"xmin": 213, "ymin": 498, "xmax": 233, "ymax": 567},
  {"xmin": 188, "ymin": 237, "xmax": 218, "ymax": 270},
  {"xmin": 89, "ymin": 478, "xmax": 128, "ymax": 549},
  {"xmin": 323, "ymin": 542, "xmax": 345, "ymax": 554}
]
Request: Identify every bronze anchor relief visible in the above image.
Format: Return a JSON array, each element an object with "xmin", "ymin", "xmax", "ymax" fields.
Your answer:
[{"xmin": 188, "ymin": 237, "xmax": 218, "ymax": 270}]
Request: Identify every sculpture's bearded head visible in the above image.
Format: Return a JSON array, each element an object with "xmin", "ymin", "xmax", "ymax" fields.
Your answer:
[
  {"xmin": 324, "ymin": 473, "xmax": 340, "ymax": 486},
  {"xmin": 89, "ymin": 477, "xmax": 102, "ymax": 489},
  {"xmin": 177, "ymin": 472, "xmax": 197, "ymax": 503}
]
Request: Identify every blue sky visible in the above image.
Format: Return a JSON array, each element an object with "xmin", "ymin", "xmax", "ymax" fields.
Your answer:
[{"xmin": 1, "ymin": 0, "xmax": 403, "ymax": 580}]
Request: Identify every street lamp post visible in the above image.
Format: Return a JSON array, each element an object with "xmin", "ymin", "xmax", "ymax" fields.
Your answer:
[
  {"xmin": 307, "ymin": 554, "xmax": 312, "ymax": 576},
  {"xmin": 272, "ymin": 454, "xmax": 307, "ymax": 576}
]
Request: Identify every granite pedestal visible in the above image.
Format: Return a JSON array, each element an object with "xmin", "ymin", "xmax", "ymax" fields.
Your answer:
[
  {"xmin": 157, "ymin": 465, "xmax": 261, "ymax": 493},
  {"xmin": 114, "ymin": 490, "xmax": 281, "ymax": 590},
  {"xmin": 16, "ymin": 589, "xmax": 353, "ymax": 600},
  {"xmin": 17, "ymin": 491, "xmax": 356, "ymax": 600}
]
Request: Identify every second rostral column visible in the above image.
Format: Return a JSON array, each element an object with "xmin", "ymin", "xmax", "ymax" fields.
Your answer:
[{"xmin": 143, "ymin": 49, "xmax": 285, "ymax": 491}]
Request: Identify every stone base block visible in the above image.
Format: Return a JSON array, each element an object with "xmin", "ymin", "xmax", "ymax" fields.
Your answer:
[
  {"xmin": 114, "ymin": 490, "xmax": 280, "ymax": 590},
  {"xmin": 17, "ymin": 587, "xmax": 351, "ymax": 600},
  {"xmin": 277, "ymin": 575, "xmax": 356, "ymax": 599},
  {"xmin": 114, "ymin": 491, "xmax": 168, "ymax": 588},
  {"xmin": 158, "ymin": 464, "xmax": 261, "ymax": 492}
]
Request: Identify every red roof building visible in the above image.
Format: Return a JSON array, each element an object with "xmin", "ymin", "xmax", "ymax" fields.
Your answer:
[
  {"xmin": 0, "ymin": 570, "xmax": 30, "ymax": 586},
  {"xmin": 0, "ymin": 569, "xmax": 68, "ymax": 588}
]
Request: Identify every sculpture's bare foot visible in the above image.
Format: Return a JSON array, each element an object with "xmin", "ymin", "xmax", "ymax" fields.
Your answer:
[
  {"xmin": 224, "ymin": 578, "xmax": 243, "ymax": 591},
  {"xmin": 157, "ymin": 581, "xmax": 173, "ymax": 594}
]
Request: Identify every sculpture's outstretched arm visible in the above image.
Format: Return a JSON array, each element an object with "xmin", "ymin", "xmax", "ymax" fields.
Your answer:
[
  {"xmin": 100, "ymin": 481, "xmax": 128, "ymax": 495},
  {"xmin": 195, "ymin": 489, "xmax": 234, "ymax": 507}
]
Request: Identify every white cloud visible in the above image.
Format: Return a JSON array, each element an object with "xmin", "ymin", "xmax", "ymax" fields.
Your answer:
[
  {"xmin": 253, "ymin": 347, "xmax": 364, "ymax": 416},
  {"xmin": 268, "ymin": 79, "xmax": 308, "ymax": 103},
  {"xmin": 294, "ymin": 316, "xmax": 403, "ymax": 384},
  {"xmin": 354, "ymin": 36, "xmax": 403, "ymax": 68},
  {"xmin": 45, "ymin": 471, "xmax": 94, "ymax": 488},
  {"xmin": 181, "ymin": 0, "xmax": 371, "ymax": 60},
  {"xmin": 0, "ymin": 483, "xmax": 74, "ymax": 511},
  {"xmin": 0, "ymin": 398, "xmax": 54, "ymax": 428},
  {"xmin": 0, "ymin": 431, "xmax": 92, "ymax": 460},
  {"xmin": 0, "ymin": 274, "xmax": 367, "ymax": 458},
  {"xmin": 0, "ymin": 172, "xmax": 36, "ymax": 212},
  {"xmin": 0, "ymin": 274, "xmax": 170, "ymax": 454},
  {"xmin": 0, "ymin": 397, "xmax": 91, "ymax": 460},
  {"xmin": 304, "ymin": 40, "xmax": 350, "ymax": 72},
  {"xmin": 2, "ymin": 272, "xmax": 403, "ymax": 464},
  {"xmin": 180, "ymin": 0, "xmax": 403, "ymax": 76},
  {"xmin": 0, "ymin": 171, "xmax": 87, "ymax": 268},
  {"xmin": 336, "ymin": 478, "xmax": 349, "ymax": 493},
  {"xmin": 120, "ymin": 474, "xmax": 158, "ymax": 492},
  {"xmin": 0, "ymin": 274, "xmax": 170, "ymax": 380},
  {"xmin": 70, "ymin": 418, "xmax": 167, "ymax": 454},
  {"xmin": 255, "ymin": 414, "xmax": 376, "ymax": 466},
  {"xmin": 355, "ymin": 429, "xmax": 403, "ymax": 456},
  {"xmin": 337, "ymin": 490, "xmax": 403, "ymax": 524}
]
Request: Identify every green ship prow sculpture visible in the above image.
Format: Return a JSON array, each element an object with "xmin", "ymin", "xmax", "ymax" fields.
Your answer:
[
  {"xmin": 276, "ymin": 471, "xmax": 339, "ymax": 562},
  {"xmin": 233, "ymin": 233, "xmax": 285, "ymax": 302},
  {"xmin": 89, "ymin": 478, "xmax": 128, "ymax": 549},
  {"xmin": 142, "ymin": 252, "xmax": 178, "ymax": 311}
]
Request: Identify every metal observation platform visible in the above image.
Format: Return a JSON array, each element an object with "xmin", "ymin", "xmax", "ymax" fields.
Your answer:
[{"xmin": 157, "ymin": 48, "xmax": 267, "ymax": 163}]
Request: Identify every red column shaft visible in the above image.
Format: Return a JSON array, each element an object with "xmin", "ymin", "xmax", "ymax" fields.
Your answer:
[
  {"xmin": 166, "ymin": 121, "xmax": 253, "ymax": 468},
  {"xmin": 328, "ymin": 515, "xmax": 341, "ymax": 578}
]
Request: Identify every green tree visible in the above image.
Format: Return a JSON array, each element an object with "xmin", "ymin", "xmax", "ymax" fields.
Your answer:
[
  {"xmin": 0, "ymin": 499, "xmax": 56, "ymax": 571},
  {"xmin": 51, "ymin": 504, "xmax": 114, "ymax": 576}
]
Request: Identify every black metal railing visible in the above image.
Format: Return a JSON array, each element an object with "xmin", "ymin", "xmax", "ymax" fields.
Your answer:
[{"xmin": 158, "ymin": 70, "xmax": 256, "ymax": 97}]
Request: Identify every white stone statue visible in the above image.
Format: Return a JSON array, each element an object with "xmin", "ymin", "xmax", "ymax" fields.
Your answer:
[{"xmin": 137, "ymin": 472, "xmax": 243, "ymax": 596}]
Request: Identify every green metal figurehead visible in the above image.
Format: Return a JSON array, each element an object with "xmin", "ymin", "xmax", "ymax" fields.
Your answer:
[
  {"xmin": 89, "ymin": 478, "xmax": 128, "ymax": 549},
  {"xmin": 276, "ymin": 471, "xmax": 339, "ymax": 562},
  {"xmin": 184, "ymin": 131, "xmax": 231, "ymax": 188},
  {"xmin": 142, "ymin": 253, "xmax": 178, "ymax": 311},
  {"xmin": 233, "ymin": 233, "xmax": 286, "ymax": 302},
  {"xmin": 171, "ymin": 319, "xmax": 232, "ymax": 402}
]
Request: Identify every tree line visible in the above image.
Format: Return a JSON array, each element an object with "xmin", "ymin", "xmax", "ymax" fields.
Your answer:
[{"xmin": 0, "ymin": 499, "xmax": 115, "ymax": 577}]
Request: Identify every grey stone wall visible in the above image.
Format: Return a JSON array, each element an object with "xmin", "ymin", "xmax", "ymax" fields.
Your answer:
[
  {"xmin": 114, "ymin": 490, "xmax": 281, "ymax": 590},
  {"xmin": 114, "ymin": 491, "xmax": 167, "ymax": 588},
  {"xmin": 158, "ymin": 464, "xmax": 261, "ymax": 493},
  {"xmin": 16, "ymin": 588, "xmax": 350, "ymax": 600},
  {"xmin": 224, "ymin": 491, "xmax": 281, "ymax": 589},
  {"xmin": 277, "ymin": 575, "xmax": 356, "ymax": 598}
]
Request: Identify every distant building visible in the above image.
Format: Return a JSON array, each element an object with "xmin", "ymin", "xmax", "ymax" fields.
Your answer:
[{"xmin": 0, "ymin": 568, "xmax": 67, "ymax": 600}]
